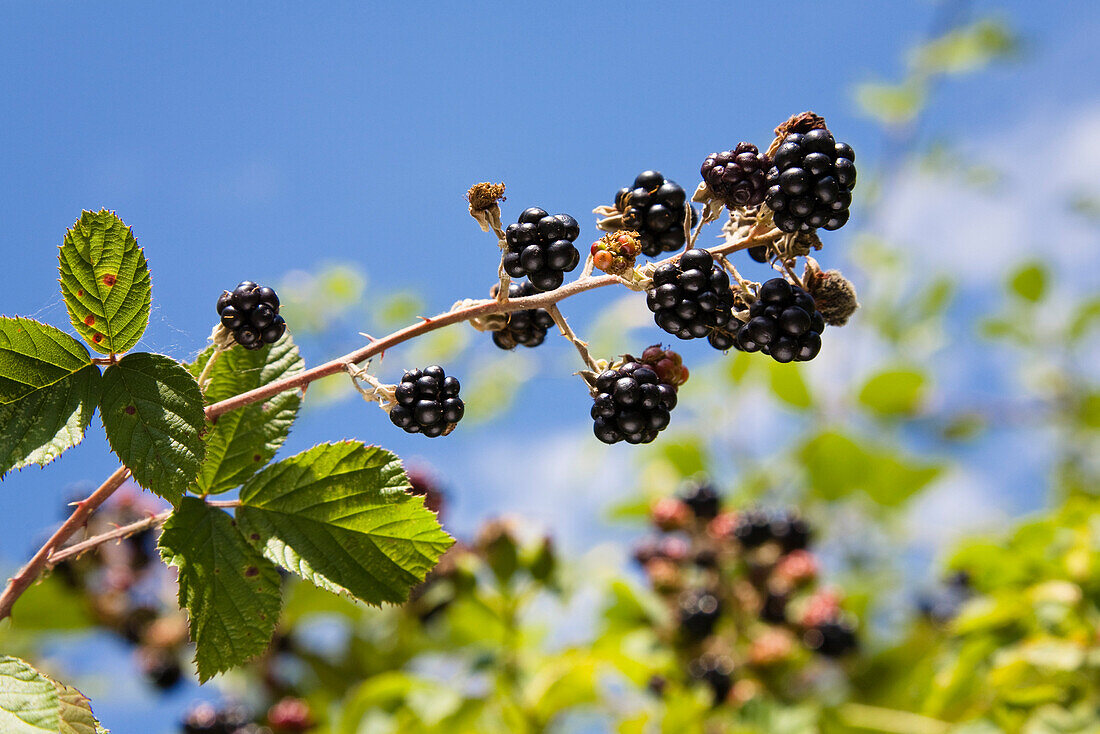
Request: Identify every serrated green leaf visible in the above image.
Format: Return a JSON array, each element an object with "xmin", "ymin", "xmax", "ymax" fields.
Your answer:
[
  {"xmin": 236, "ymin": 442, "xmax": 453, "ymax": 605},
  {"xmin": 54, "ymin": 681, "xmax": 107, "ymax": 734},
  {"xmin": 58, "ymin": 209, "xmax": 151, "ymax": 355},
  {"xmin": 0, "ymin": 317, "xmax": 92, "ymax": 404},
  {"xmin": 99, "ymin": 353, "xmax": 205, "ymax": 503},
  {"xmin": 1007, "ymin": 262, "xmax": 1048, "ymax": 303},
  {"xmin": 188, "ymin": 335, "xmax": 304, "ymax": 494},
  {"xmin": 159, "ymin": 497, "xmax": 282, "ymax": 682},
  {"xmin": 0, "ymin": 364, "xmax": 100, "ymax": 476},
  {"xmin": 858, "ymin": 367, "xmax": 928, "ymax": 417},
  {"xmin": 0, "ymin": 656, "xmax": 60, "ymax": 733}
]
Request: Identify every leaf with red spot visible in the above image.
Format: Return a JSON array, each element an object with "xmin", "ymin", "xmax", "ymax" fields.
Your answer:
[
  {"xmin": 58, "ymin": 209, "xmax": 151, "ymax": 355},
  {"xmin": 158, "ymin": 497, "xmax": 281, "ymax": 682}
]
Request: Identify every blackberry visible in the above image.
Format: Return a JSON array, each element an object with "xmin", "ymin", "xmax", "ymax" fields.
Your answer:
[
  {"xmin": 760, "ymin": 592, "xmax": 789, "ymax": 624},
  {"xmin": 688, "ymin": 654, "xmax": 734, "ymax": 705},
  {"xmin": 140, "ymin": 650, "xmax": 182, "ymax": 690},
  {"xmin": 646, "ymin": 249, "xmax": 736, "ymax": 341},
  {"xmin": 590, "ymin": 361, "xmax": 679, "ymax": 445},
  {"xmin": 734, "ymin": 510, "xmax": 773, "ymax": 548},
  {"xmin": 216, "ymin": 281, "xmax": 286, "ymax": 350},
  {"xmin": 717, "ymin": 278, "xmax": 825, "ymax": 363},
  {"xmin": 770, "ymin": 511, "xmax": 811, "ymax": 552},
  {"xmin": 613, "ymin": 171, "xmax": 697, "ymax": 257},
  {"xmin": 765, "ymin": 128, "xmax": 856, "ymax": 233},
  {"xmin": 502, "ymin": 208, "xmax": 581, "ymax": 292},
  {"xmin": 804, "ymin": 619, "xmax": 858, "ymax": 657},
  {"xmin": 490, "ymin": 280, "xmax": 555, "ymax": 350},
  {"xmin": 678, "ymin": 588, "xmax": 721, "ymax": 639},
  {"xmin": 677, "ymin": 481, "xmax": 721, "ymax": 520},
  {"xmin": 267, "ymin": 697, "xmax": 314, "ymax": 732},
  {"xmin": 182, "ymin": 703, "xmax": 222, "ymax": 734},
  {"xmin": 701, "ymin": 143, "xmax": 771, "ymax": 209},
  {"xmin": 389, "ymin": 366, "xmax": 465, "ymax": 437}
]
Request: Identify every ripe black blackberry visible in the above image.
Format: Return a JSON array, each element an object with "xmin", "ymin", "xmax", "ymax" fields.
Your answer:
[
  {"xmin": 765, "ymin": 128, "xmax": 856, "ymax": 233},
  {"xmin": 613, "ymin": 170, "xmax": 697, "ymax": 257},
  {"xmin": 389, "ymin": 366, "xmax": 465, "ymax": 438},
  {"xmin": 489, "ymin": 280, "xmax": 555, "ymax": 350},
  {"xmin": 678, "ymin": 588, "xmax": 721, "ymax": 639},
  {"xmin": 701, "ymin": 143, "xmax": 770, "ymax": 209},
  {"xmin": 590, "ymin": 361, "xmax": 678, "ymax": 445},
  {"xmin": 733, "ymin": 509, "xmax": 773, "ymax": 548},
  {"xmin": 216, "ymin": 281, "xmax": 286, "ymax": 350},
  {"xmin": 805, "ymin": 619, "xmax": 858, "ymax": 657},
  {"xmin": 760, "ymin": 592, "xmax": 789, "ymax": 624},
  {"xmin": 718, "ymin": 278, "xmax": 825, "ymax": 363},
  {"xmin": 770, "ymin": 510, "xmax": 812, "ymax": 552},
  {"xmin": 646, "ymin": 248, "xmax": 736, "ymax": 341},
  {"xmin": 502, "ymin": 208, "xmax": 581, "ymax": 292},
  {"xmin": 688, "ymin": 654, "xmax": 734, "ymax": 705},
  {"xmin": 677, "ymin": 481, "xmax": 721, "ymax": 520}
]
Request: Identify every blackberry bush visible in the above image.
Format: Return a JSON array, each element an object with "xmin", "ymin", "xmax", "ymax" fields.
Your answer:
[
  {"xmin": 701, "ymin": 143, "xmax": 771, "ymax": 209},
  {"xmin": 646, "ymin": 248, "xmax": 737, "ymax": 341},
  {"xmin": 765, "ymin": 127, "xmax": 856, "ymax": 233},
  {"xmin": 489, "ymin": 280, "xmax": 555, "ymax": 350},
  {"xmin": 389, "ymin": 366, "xmax": 465, "ymax": 437},
  {"xmin": 216, "ymin": 280, "xmax": 286, "ymax": 350},
  {"xmin": 502, "ymin": 207, "xmax": 581, "ymax": 292},
  {"xmin": 608, "ymin": 170, "xmax": 696, "ymax": 257}
]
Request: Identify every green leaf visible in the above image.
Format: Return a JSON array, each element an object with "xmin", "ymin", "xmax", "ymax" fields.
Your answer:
[
  {"xmin": 1067, "ymin": 296, "xmax": 1100, "ymax": 341},
  {"xmin": 767, "ymin": 362, "xmax": 812, "ymax": 409},
  {"xmin": 1007, "ymin": 261, "xmax": 1048, "ymax": 303},
  {"xmin": 0, "ymin": 364, "xmax": 100, "ymax": 476},
  {"xmin": 158, "ymin": 497, "xmax": 282, "ymax": 682},
  {"xmin": 858, "ymin": 367, "xmax": 928, "ymax": 417},
  {"xmin": 854, "ymin": 79, "xmax": 927, "ymax": 126},
  {"xmin": 798, "ymin": 430, "xmax": 942, "ymax": 506},
  {"xmin": 99, "ymin": 353, "xmax": 205, "ymax": 503},
  {"xmin": 236, "ymin": 442, "xmax": 453, "ymax": 605},
  {"xmin": 58, "ymin": 210, "xmax": 151, "ymax": 355},
  {"xmin": 188, "ymin": 335, "xmax": 304, "ymax": 494},
  {"xmin": 910, "ymin": 19, "xmax": 1018, "ymax": 76},
  {"xmin": 54, "ymin": 682, "xmax": 108, "ymax": 734},
  {"xmin": 0, "ymin": 656, "xmax": 60, "ymax": 733},
  {"xmin": 0, "ymin": 317, "xmax": 93, "ymax": 404}
]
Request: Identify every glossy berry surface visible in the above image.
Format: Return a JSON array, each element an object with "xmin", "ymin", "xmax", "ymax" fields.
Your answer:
[
  {"xmin": 590, "ymin": 359, "xmax": 679, "ymax": 445},
  {"xmin": 765, "ymin": 128, "xmax": 856, "ymax": 233},
  {"xmin": 502, "ymin": 208, "xmax": 581, "ymax": 292},
  {"xmin": 389, "ymin": 366, "xmax": 465, "ymax": 437},
  {"xmin": 646, "ymin": 248, "xmax": 736, "ymax": 341},
  {"xmin": 613, "ymin": 170, "xmax": 697, "ymax": 257},
  {"xmin": 710, "ymin": 278, "xmax": 825, "ymax": 363},
  {"xmin": 701, "ymin": 142, "xmax": 771, "ymax": 208},
  {"xmin": 491, "ymin": 280, "xmax": 555, "ymax": 350},
  {"xmin": 216, "ymin": 281, "xmax": 286, "ymax": 350}
]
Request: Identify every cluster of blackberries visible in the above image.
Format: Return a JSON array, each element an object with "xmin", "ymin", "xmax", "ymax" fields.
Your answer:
[
  {"xmin": 613, "ymin": 171, "xmax": 695, "ymax": 257},
  {"xmin": 503, "ymin": 208, "xmax": 581, "ymax": 292},
  {"xmin": 700, "ymin": 143, "xmax": 771, "ymax": 209},
  {"xmin": 646, "ymin": 249, "xmax": 737, "ymax": 342},
  {"xmin": 733, "ymin": 508, "xmax": 811, "ymax": 552},
  {"xmin": 389, "ymin": 366, "xmax": 464, "ymax": 437},
  {"xmin": 590, "ymin": 361, "xmax": 678, "ymax": 445},
  {"xmin": 712, "ymin": 278, "xmax": 825, "ymax": 363},
  {"xmin": 765, "ymin": 128, "xmax": 856, "ymax": 233},
  {"xmin": 181, "ymin": 703, "xmax": 253, "ymax": 734},
  {"xmin": 489, "ymin": 280, "xmax": 555, "ymax": 350},
  {"xmin": 678, "ymin": 481, "xmax": 721, "ymax": 520},
  {"xmin": 216, "ymin": 281, "xmax": 286, "ymax": 350},
  {"xmin": 678, "ymin": 589, "xmax": 722, "ymax": 639},
  {"xmin": 805, "ymin": 619, "xmax": 858, "ymax": 658}
]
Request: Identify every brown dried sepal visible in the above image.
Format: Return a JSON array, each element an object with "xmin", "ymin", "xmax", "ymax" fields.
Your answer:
[
  {"xmin": 466, "ymin": 182, "xmax": 506, "ymax": 212},
  {"xmin": 767, "ymin": 111, "xmax": 828, "ymax": 157},
  {"xmin": 803, "ymin": 259, "xmax": 859, "ymax": 326}
]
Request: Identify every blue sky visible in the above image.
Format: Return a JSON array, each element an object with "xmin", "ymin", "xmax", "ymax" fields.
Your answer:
[{"xmin": 2, "ymin": 2, "xmax": 1099, "ymax": 730}]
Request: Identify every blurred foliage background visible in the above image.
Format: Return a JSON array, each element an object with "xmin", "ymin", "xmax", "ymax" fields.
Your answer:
[{"xmin": 2, "ymin": 6, "xmax": 1100, "ymax": 734}]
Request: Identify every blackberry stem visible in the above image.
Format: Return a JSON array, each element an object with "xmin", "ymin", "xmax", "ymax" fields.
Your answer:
[{"xmin": 546, "ymin": 304, "xmax": 601, "ymax": 374}]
